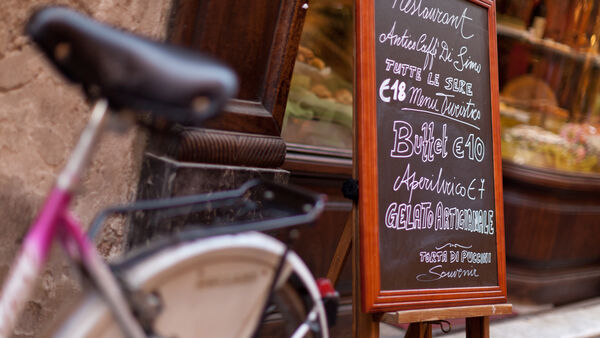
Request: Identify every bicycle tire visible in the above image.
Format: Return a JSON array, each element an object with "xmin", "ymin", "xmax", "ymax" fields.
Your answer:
[{"xmin": 46, "ymin": 232, "xmax": 329, "ymax": 338}]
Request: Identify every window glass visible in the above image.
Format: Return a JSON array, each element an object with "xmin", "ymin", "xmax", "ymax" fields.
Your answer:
[{"xmin": 282, "ymin": 0, "xmax": 354, "ymax": 150}]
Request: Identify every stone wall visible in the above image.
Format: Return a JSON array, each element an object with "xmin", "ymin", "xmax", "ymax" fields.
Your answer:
[{"xmin": 0, "ymin": 0, "xmax": 172, "ymax": 336}]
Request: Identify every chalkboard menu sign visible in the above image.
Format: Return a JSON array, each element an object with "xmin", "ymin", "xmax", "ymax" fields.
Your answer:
[{"xmin": 356, "ymin": 0, "xmax": 507, "ymax": 312}]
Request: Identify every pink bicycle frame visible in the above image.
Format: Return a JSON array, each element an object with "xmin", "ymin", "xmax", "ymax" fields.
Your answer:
[{"xmin": 0, "ymin": 100, "xmax": 145, "ymax": 338}]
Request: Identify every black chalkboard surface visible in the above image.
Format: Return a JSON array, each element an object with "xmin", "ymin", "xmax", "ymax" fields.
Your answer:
[{"xmin": 356, "ymin": 0, "xmax": 507, "ymax": 312}]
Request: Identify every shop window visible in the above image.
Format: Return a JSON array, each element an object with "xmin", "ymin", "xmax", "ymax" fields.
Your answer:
[
  {"xmin": 282, "ymin": 0, "xmax": 354, "ymax": 151},
  {"xmin": 497, "ymin": 0, "xmax": 600, "ymax": 174}
]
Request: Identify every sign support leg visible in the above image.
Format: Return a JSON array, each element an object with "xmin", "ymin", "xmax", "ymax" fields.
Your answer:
[
  {"xmin": 353, "ymin": 250, "xmax": 379, "ymax": 337},
  {"xmin": 351, "ymin": 207, "xmax": 379, "ymax": 338},
  {"xmin": 326, "ymin": 215, "xmax": 353, "ymax": 285},
  {"xmin": 466, "ymin": 316, "xmax": 489, "ymax": 338},
  {"xmin": 405, "ymin": 322, "xmax": 432, "ymax": 338}
]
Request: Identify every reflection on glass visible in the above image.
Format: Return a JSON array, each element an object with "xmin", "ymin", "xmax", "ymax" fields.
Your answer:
[
  {"xmin": 282, "ymin": 0, "xmax": 353, "ymax": 150},
  {"xmin": 497, "ymin": 0, "xmax": 600, "ymax": 174}
]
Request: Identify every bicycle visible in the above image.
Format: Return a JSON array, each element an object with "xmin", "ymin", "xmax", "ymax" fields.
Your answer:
[{"xmin": 0, "ymin": 6, "xmax": 335, "ymax": 338}]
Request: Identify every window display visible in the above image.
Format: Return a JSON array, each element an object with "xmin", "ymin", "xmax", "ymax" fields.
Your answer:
[{"xmin": 497, "ymin": 0, "xmax": 600, "ymax": 174}]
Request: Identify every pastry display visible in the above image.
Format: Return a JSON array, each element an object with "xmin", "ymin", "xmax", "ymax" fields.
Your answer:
[
  {"xmin": 500, "ymin": 75, "xmax": 600, "ymax": 173},
  {"xmin": 283, "ymin": 44, "xmax": 353, "ymax": 148},
  {"xmin": 501, "ymin": 124, "xmax": 599, "ymax": 173}
]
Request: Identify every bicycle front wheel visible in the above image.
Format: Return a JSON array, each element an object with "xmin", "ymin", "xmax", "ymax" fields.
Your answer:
[{"xmin": 48, "ymin": 232, "xmax": 329, "ymax": 337}]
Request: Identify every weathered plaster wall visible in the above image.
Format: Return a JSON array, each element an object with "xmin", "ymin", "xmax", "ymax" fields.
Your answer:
[{"xmin": 0, "ymin": 1, "xmax": 172, "ymax": 336}]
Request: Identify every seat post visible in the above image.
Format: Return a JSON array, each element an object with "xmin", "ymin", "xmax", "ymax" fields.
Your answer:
[{"xmin": 57, "ymin": 99, "xmax": 109, "ymax": 191}]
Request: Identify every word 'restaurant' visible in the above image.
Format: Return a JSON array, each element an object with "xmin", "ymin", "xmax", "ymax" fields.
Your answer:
[{"xmin": 391, "ymin": 0, "xmax": 475, "ymax": 40}]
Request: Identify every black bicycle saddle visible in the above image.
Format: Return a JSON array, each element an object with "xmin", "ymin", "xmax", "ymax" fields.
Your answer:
[{"xmin": 26, "ymin": 6, "xmax": 238, "ymax": 125}]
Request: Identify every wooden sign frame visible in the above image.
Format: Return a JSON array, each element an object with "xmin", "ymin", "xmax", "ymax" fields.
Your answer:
[{"xmin": 356, "ymin": 0, "xmax": 507, "ymax": 313}]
